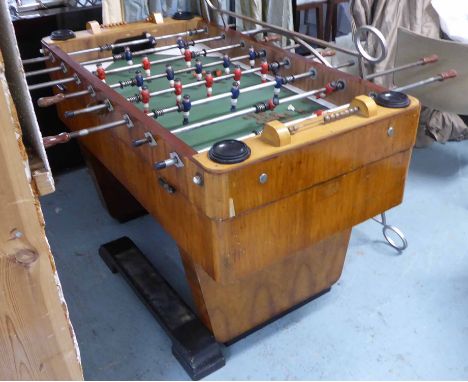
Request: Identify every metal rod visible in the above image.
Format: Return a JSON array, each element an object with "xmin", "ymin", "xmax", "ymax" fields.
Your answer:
[
  {"xmin": 22, "ymin": 55, "xmax": 51, "ymax": 65},
  {"xmin": 83, "ymin": 34, "xmax": 226, "ymax": 67},
  {"xmin": 25, "ymin": 65, "xmax": 62, "ymax": 78},
  {"xmin": 70, "ymin": 118, "xmax": 128, "ymax": 137},
  {"xmin": 333, "ymin": 60, "xmax": 356, "ymax": 69},
  {"xmin": 203, "ymin": 0, "xmax": 359, "ymax": 58},
  {"xmin": 64, "ymin": 102, "xmax": 110, "ymax": 118},
  {"xmin": 149, "ymin": 68, "xmax": 312, "ymax": 119},
  {"xmin": 109, "ymin": 42, "xmax": 245, "ymax": 89},
  {"xmin": 393, "ymin": 70, "xmax": 457, "ymax": 93},
  {"xmin": 172, "ymin": 86, "xmax": 328, "ymax": 135},
  {"xmin": 365, "ymin": 54, "xmax": 438, "ymax": 80},
  {"xmin": 42, "ymin": 115, "xmax": 132, "ymax": 148},
  {"xmin": 68, "ymin": 28, "xmax": 207, "ymax": 57},
  {"xmin": 37, "ymin": 88, "xmax": 92, "ymax": 107},
  {"xmin": 28, "ymin": 75, "xmax": 77, "ymax": 91}
]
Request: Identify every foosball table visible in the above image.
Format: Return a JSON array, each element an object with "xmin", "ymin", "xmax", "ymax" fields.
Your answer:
[{"xmin": 23, "ymin": 6, "xmax": 433, "ymax": 379}]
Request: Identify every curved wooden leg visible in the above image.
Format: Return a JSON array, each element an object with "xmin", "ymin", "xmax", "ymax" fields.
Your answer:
[{"xmin": 81, "ymin": 147, "xmax": 147, "ymax": 223}]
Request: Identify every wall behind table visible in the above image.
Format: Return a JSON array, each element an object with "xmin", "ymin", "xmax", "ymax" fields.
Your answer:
[{"xmin": 14, "ymin": 6, "xmax": 102, "ymax": 174}]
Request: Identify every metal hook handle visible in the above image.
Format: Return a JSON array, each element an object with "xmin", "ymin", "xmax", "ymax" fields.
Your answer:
[
  {"xmin": 372, "ymin": 213, "xmax": 408, "ymax": 251},
  {"xmin": 354, "ymin": 25, "xmax": 388, "ymax": 64}
]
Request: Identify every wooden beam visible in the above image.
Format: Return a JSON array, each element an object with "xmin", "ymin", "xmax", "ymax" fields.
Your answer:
[{"xmin": 0, "ymin": 51, "xmax": 83, "ymax": 380}]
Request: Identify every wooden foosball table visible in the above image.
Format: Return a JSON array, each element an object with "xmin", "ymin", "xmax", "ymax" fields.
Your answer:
[{"xmin": 24, "ymin": 7, "xmax": 425, "ymax": 378}]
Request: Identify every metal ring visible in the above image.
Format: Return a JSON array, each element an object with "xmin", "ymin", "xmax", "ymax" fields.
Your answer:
[
  {"xmin": 372, "ymin": 213, "xmax": 408, "ymax": 252},
  {"xmin": 354, "ymin": 25, "xmax": 388, "ymax": 64}
]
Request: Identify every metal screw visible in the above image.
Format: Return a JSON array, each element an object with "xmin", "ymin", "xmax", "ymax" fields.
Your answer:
[
  {"xmin": 259, "ymin": 173, "xmax": 268, "ymax": 184},
  {"xmin": 193, "ymin": 174, "xmax": 203, "ymax": 186},
  {"xmin": 387, "ymin": 126, "xmax": 394, "ymax": 137}
]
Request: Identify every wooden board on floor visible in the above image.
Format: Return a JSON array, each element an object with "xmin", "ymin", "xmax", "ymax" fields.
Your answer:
[{"xmin": 0, "ymin": 51, "xmax": 83, "ymax": 380}]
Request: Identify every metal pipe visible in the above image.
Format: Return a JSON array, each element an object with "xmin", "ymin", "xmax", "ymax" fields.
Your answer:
[
  {"xmin": 365, "ymin": 54, "xmax": 438, "ymax": 80},
  {"xmin": 64, "ymin": 101, "xmax": 110, "ymax": 118},
  {"xmin": 42, "ymin": 115, "xmax": 132, "ymax": 148},
  {"xmin": 22, "ymin": 54, "xmax": 51, "ymax": 65},
  {"xmin": 83, "ymin": 34, "xmax": 226, "ymax": 67},
  {"xmin": 334, "ymin": 60, "xmax": 355, "ymax": 69},
  {"xmin": 203, "ymin": 0, "xmax": 359, "ymax": 58},
  {"xmin": 28, "ymin": 75, "xmax": 77, "ymax": 91},
  {"xmin": 172, "ymin": 86, "xmax": 328, "ymax": 135},
  {"xmin": 25, "ymin": 64, "xmax": 63, "ymax": 78},
  {"xmin": 109, "ymin": 42, "xmax": 245, "ymax": 89},
  {"xmin": 393, "ymin": 70, "xmax": 457, "ymax": 93}
]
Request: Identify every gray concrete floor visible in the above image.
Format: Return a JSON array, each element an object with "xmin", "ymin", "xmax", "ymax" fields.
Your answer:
[{"xmin": 41, "ymin": 141, "xmax": 468, "ymax": 380}]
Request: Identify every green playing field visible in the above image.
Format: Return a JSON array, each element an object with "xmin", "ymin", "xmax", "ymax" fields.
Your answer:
[{"xmin": 104, "ymin": 53, "xmax": 324, "ymax": 151}]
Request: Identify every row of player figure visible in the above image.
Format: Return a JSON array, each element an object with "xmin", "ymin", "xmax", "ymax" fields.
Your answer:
[
  {"xmin": 95, "ymin": 46, "xmax": 260, "ymax": 84},
  {"xmin": 140, "ymin": 74, "xmax": 290, "ymax": 126}
]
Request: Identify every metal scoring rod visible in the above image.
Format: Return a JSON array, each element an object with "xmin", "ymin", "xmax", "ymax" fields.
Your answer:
[
  {"xmin": 110, "ymin": 42, "xmax": 246, "ymax": 89},
  {"xmin": 21, "ymin": 28, "xmax": 207, "ymax": 66},
  {"xmin": 129, "ymin": 56, "xmax": 291, "ymax": 102},
  {"xmin": 365, "ymin": 54, "xmax": 439, "ymax": 80},
  {"xmin": 83, "ymin": 34, "xmax": 225, "ymax": 67},
  {"xmin": 37, "ymin": 85, "xmax": 95, "ymax": 107},
  {"xmin": 171, "ymin": 80, "xmax": 345, "ymax": 135},
  {"xmin": 148, "ymin": 68, "xmax": 313, "ymax": 119},
  {"xmin": 42, "ymin": 115, "xmax": 134, "ymax": 149}
]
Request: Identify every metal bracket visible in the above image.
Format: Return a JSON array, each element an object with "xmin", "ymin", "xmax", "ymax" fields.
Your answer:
[
  {"xmin": 123, "ymin": 114, "xmax": 134, "ymax": 129},
  {"xmin": 170, "ymin": 152, "xmax": 184, "ymax": 168}
]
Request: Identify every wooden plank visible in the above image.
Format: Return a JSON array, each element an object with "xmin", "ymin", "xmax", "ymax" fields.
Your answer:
[{"xmin": 0, "ymin": 51, "xmax": 82, "ymax": 380}]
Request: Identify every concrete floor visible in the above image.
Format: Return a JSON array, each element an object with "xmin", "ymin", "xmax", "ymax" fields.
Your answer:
[{"xmin": 41, "ymin": 140, "xmax": 468, "ymax": 380}]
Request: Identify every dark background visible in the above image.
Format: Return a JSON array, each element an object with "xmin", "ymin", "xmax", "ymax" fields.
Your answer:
[{"xmin": 14, "ymin": 5, "xmax": 102, "ymax": 173}]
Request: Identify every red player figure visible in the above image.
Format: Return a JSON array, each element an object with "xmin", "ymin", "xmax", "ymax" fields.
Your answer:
[
  {"xmin": 174, "ymin": 78, "xmax": 183, "ymax": 105},
  {"xmin": 260, "ymin": 59, "xmax": 269, "ymax": 83},
  {"xmin": 96, "ymin": 63, "xmax": 106, "ymax": 83},
  {"xmin": 140, "ymin": 85, "xmax": 150, "ymax": 113},
  {"xmin": 205, "ymin": 71, "xmax": 214, "ymax": 97},
  {"xmin": 233, "ymin": 64, "xmax": 242, "ymax": 86},
  {"xmin": 184, "ymin": 50, "xmax": 193, "ymax": 68},
  {"xmin": 141, "ymin": 56, "xmax": 151, "ymax": 77}
]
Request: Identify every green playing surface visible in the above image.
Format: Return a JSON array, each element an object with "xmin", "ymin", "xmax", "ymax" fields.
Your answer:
[{"xmin": 104, "ymin": 53, "xmax": 324, "ymax": 151}]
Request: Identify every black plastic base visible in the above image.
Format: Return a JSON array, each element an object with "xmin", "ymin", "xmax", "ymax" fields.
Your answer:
[{"xmin": 99, "ymin": 237, "xmax": 225, "ymax": 380}]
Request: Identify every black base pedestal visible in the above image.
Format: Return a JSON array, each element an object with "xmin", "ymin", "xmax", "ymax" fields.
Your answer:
[{"xmin": 99, "ymin": 237, "xmax": 225, "ymax": 380}]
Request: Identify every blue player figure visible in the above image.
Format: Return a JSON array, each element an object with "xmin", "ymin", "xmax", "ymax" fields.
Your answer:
[
  {"xmin": 194, "ymin": 59, "xmax": 203, "ymax": 81},
  {"xmin": 165, "ymin": 64, "xmax": 175, "ymax": 88},
  {"xmin": 124, "ymin": 46, "xmax": 133, "ymax": 66},
  {"xmin": 135, "ymin": 70, "xmax": 144, "ymax": 91},
  {"xmin": 273, "ymin": 75, "xmax": 285, "ymax": 98},
  {"xmin": 181, "ymin": 94, "xmax": 192, "ymax": 125},
  {"xmin": 223, "ymin": 53, "xmax": 231, "ymax": 74},
  {"xmin": 176, "ymin": 36, "xmax": 186, "ymax": 55},
  {"xmin": 230, "ymin": 81, "xmax": 240, "ymax": 112},
  {"xmin": 248, "ymin": 47, "xmax": 256, "ymax": 68}
]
